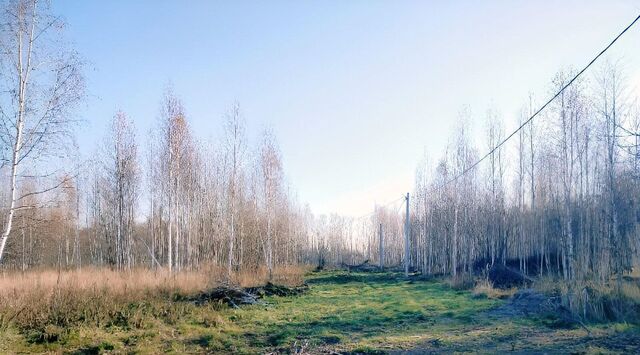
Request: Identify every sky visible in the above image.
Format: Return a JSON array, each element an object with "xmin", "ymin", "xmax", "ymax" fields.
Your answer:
[{"xmin": 53, "ymin": 0, "xmax": 640, "ymax": 217}]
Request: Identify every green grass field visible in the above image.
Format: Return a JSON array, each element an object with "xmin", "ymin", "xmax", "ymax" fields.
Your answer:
[{"xmin": 2, "ymin": 271, "xmax": 638, "ymax": 354}]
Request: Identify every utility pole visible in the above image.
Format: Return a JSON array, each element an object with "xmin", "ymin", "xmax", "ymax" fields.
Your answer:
[
  {"xmin": 379, "ymin": 223, "xmax": 384, "ymax": 270},
  {"xmin": 404, "ymin": 192, "xmax": 410, "ymax": 277}
]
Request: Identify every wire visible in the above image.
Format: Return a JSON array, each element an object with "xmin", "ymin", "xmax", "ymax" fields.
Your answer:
[
  {"xmin": 436, "ymin": 14, "xmax": 640, "ymax": 190},
  {"xmin": 352, "ymin": 14, "xmax": 640, "ymax": 220}
]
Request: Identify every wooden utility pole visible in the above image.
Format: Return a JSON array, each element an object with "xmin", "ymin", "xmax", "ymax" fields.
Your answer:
[
  {"xmin": 404, "ymin": 192, "xmax": 410, "ymax": 277},
  {"xmin": 379, "ymin": 223, "xmax": 384, "ymax": 270}
]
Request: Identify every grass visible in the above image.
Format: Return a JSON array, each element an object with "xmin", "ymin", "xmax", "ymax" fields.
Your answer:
[
  {"xmin": 227, "ymin": 272, "xmax": 501, "ymax": 352},
  {"xmin": 0, "ymin": 269, "xmax": 639, "ymax": 353}
]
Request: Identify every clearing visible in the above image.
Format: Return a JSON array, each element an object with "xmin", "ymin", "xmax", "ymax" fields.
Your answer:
[{"xmin": 1, "ymin": 271, "xmax": 639, "ymax": 354}]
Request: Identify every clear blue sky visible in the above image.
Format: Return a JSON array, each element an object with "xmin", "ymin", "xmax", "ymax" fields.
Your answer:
[{"xmin": 54, "ymin": 0, "xmax": 640, "ymax": 216}]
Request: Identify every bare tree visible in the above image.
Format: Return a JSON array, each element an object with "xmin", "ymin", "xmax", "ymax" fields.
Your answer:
[
  {"xmin": 259, "ymin": 129, "xmax": 283, "ymax": 280},
  {"xmin": 156, "ymin": 88, "xmax": 191, "ymax": 272},
  {"xmin": 99, "ymin": 111, "xmax": 139, "ymax": 269},
  {"xmin": 223, "ymin": 102, "xmax": 246, "ymax": 279},
  {"xmin": 0, "ymin": 0, "xmax": 85, "ymax": 263}
]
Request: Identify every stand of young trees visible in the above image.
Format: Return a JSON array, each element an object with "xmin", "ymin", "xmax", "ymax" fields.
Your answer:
[
  {"xmin": 81, "ymin": 93, "xmax": 316, "ymax": 275},
  {"xmin": 411, "ymin": 65, "xmax": 640, "ymax": 285},
  {"xmin": 0, "ymin": 90, "xmax": 324, "ymax": 275},
  {"xmin": 0, "ymin": 0, "xmax": 326, "ymax": 274}
]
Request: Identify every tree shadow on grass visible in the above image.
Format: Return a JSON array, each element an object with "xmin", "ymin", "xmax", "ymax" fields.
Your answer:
[
  {"xmin": 254, "ymin": 304, "xmax": 437, "ymax": 348},
  {"xmin": 189, "ymin": 334, "xmax": 213, "ymax": 348},
  {"xmin": 70, "ymin": 342, "xmax": 115, "ymax": 355}
]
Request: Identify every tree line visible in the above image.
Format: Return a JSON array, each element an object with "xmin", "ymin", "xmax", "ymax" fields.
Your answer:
[
  {"xmin": 409, "ymin": 64, "xmax": 640, "ymax": 286},
  {"xmin": 0, "ymin": 0, "xmax": 331, "ymax": 277},
  {"xmin": 318, "ymin": 63, "xmax": 640, "ymax": 289}
]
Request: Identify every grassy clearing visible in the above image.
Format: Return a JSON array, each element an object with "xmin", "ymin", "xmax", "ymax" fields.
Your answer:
[{"xmin": 0, "ymin": 270, "xmax": 638, "ymax": 354}]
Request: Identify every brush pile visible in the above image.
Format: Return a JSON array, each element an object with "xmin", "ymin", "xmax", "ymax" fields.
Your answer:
[
  {"xmin": 190, "ymin": 282, "xmax": 309, "ymax": 308},
  {"xmin": 342, "ymin": 260, "xmax": 381, "ymax": 273},
  {"xmin": 246, "ymin": 282, "xmax": 309, "ymax": 298}
]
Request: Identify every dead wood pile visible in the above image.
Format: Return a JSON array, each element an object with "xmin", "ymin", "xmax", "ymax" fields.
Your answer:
[
  {"xmin": 342, "ymin": 260, "xmax": 381, "ymax": 272},
  {"xmin": 189, "ymin": 282, "xmax": 309, "ymax": 308}
]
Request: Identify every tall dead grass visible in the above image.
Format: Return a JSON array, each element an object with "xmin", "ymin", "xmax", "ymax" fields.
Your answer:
[
  {"xmin": 0, "ymin": 264, "xmax": 307, "ymax": 297},
  {"xmin": 0, "ymin": 267, "xmax": 209, "ymax": 298},
  {"xmin": 0, "ymin": 265, "xmax": 306, "ymax": 342}
]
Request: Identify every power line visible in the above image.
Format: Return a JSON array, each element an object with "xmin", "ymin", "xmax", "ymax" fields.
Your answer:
[
  {"xmin": 437, "ymin": 14, "xmax": 640, "ymax": 189},
  {"xmin": 353, "ymin": 14, "xmax": 640, "ymax": 221}
]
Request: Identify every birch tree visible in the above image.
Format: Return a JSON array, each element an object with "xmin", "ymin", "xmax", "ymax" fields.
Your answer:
[
  {"xmin": 0, "ymin": 0, "xmax": 85, "ymax": 263},
  {"xmin": 156, "ymin": 89, "xmax": 190, "ymax": 272},
  {"xmin": 259, "ymin": 129, "xmax": 282, "ymax": 280},
  {"xmin": 100, "ymin": 111, "xmax": 139, "ymax": 269},
  {"xmin": 223, "ymin": 102, "xmax": 246, "ymax": 278}
]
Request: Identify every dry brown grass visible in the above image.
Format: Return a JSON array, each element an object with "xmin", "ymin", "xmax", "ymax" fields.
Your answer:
[
  {"xmin": 0, "ymin": 267, "xmax": 210, "ymax": 298},
  {"xmin": 0, "ymin": 264, "xmax": 307, "ymax": 296},
  {"xmin": 0, "ymin": 265, "xmax": 307, "ymax": 341}
]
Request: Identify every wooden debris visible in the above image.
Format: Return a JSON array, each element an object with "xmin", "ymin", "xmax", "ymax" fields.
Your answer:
[
  {"xmin": 189, "ymin": 282, "xmax": 309, "ymax": 307},
  {"xmin": 341, "ymin": 260, "xmax": 380, "ymax": 273},
  {"xmin": 190, "ymin": 286, "xmax": 261, "ymax": 308},
  {"xmin": 246, "ymin": 282, "xmax": 309, "ymax": 298}
]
